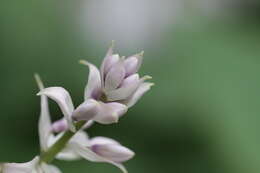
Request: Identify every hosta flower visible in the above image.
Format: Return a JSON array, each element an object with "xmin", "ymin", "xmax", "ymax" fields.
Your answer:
[
  {"xmin": 76, "ymin": 43, "xmax": 153, "ymax": 123},
  {"xmin": 82, "ymin": 41, "xmax": 153, "ymax": 107},
  {"xmin": 38, "ymin": 42, "xmax": 153, "ymax": 132},
  {"xmin": 36, "ymin": 74, "xmax": 134, "ymax": 173},
  {"xmin": 0, "ymin": 157, "xmax": 61, "ymax": 173}
]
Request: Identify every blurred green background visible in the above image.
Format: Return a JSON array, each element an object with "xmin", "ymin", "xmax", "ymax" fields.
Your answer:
[{"xmin": 1, "ymin": 0, "xmax": 260, "ymax": 173}]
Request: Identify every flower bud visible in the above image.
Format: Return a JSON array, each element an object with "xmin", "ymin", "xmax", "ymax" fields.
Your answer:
[
  {"xmin": 124, "ymin": 57, "xmax": 138, "ymax": 76},
  {"xmin": 90, "ymin": 137, "xmax": 135, "ymax": 163},
  {"xmin": 104, "ymin": 61, "xmax": 126, "ymax": 91},
  {"xmin": 72, "ymin": 99, "xmax": 99, "ymax": 121},
  {"xmin": 120, "ymin": 74, "xmax": 139, "ymax": 88},
  {"xmin": 92, "ymin": 102, "xmax": 128, "ymax": 124},
  {"xmin": 52, "ymin": 118, "xmax": 67, "ymax": 133},
  {"xmin": 103, "ymin": 54, "xmax": 120, "ymax": 75}
]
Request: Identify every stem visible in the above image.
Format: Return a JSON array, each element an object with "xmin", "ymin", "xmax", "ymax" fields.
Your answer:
[{"xmin": 40, "ymin": 121, "xmax": 85, "ymax": 163}]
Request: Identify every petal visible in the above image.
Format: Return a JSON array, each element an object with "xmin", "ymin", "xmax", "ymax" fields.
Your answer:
[
  {"xmin": 89, "ymin": 136, "xmax": 119, "ymax": 146},
  {"xmin": 91, "ymin": 144, "xmax": 135, "ymax": 163},
  {"xmin": 37, "ymin": 87, "xmax": 76, "ymax": 132},
  {"xmin": 35, "ymin": 74, "xmax": 52, "ymax": 152},
  {"xmin": 105, "ymin": 102, "xmax": 128, "ymax": 118},
  {"xmin": 70, "ymin": 131, "xmax": 89, "ymax": 144},
  {"xmin": 72, "ymin": 99, "xmax": 100, "ymax": 121},
  {"xmin": 120, "ymin": 74, "xmax": 140, "ymax": 88},
  {"xmin": 122, "ymin": 82, "xmax": 154, "ymax": 108},
  {"xmin": 103, "ymin": 54, "xmax": 120, "ymax": 75},
  {"xmin": 93, "ymin": 102, "xmax": 128, "ymax": 124},
  {"xmin": 40, "ymin": 163, "xmax": 61, "ymax": 173},
  {"xmin": 80, "ymin": 60, "xmax": 102, "ymax": 100},
  {"xmin": 100, "ymin": 41, "xmax": 115, "ymax": 83},
  {"xmin": 51, "ymin": 118, "xmax": 68, "ymax": 133},
  {"xmin": 105, "ymin": 74, "xmax": 140, "ymax": 101},
  {"xmin": 70, "ymin": 142, "xmax": 128, "ymax": 173},
  {"xmin": 49, "ymin": 131, "xmax": 89, "ymax": 161},
  {"xmin": 89, "ymin": 137, "xmax": 135, "ymax": 162},
  {"xmin": 1, "ymin": 157, "xmax": 39, "ymax": 173},
  {"xmin": 104, "ymin": 60, "xmax": 126, "ymax": 91},
  {"xmin": 55, "ymin": 146, "xmax": 81, "ymax": 161},
  {"xmin": 124, "ymin": 51, "xmax": 144, "ymax": 77}
]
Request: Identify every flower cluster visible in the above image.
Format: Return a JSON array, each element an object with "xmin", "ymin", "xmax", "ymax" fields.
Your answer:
[{"xmin": 0, "ymin": 43, "xmax": 153, "ymax": 173}]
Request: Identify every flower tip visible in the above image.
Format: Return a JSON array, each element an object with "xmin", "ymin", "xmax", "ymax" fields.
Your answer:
[
  {"xmin": 129, "ymin": 150, "xmax": 136, "ymax": 159},
  {"xmin": 142, "ymin": 75, "xmax": 153, "ymax": 81},
  {"xmin": 79, "ymin": 60, "xmax": 89, "ymax": 66},
  {"xmin": 36, "ymin": 91, "xmax": 42, "ymax": 96},
  {"xmin": 145, "ymin": 75, "xmax": 152, "ymax": 80},
  {"xmin": 150, "ymin": 83, "xmax": 155, "ymax": 87},
  {"xmin": 112, "ymin": 113, "xmax": 119, "ymax": 123},
  {"xmin": 34, "ymin": 73, "xmax": 45, "ymax": 90},
  {"xmin": 34, "ymin": 73, "xmax": 40, "ymax": 80}
]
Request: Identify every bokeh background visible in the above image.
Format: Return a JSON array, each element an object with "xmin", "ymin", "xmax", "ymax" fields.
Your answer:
[{"xmin": 1, "ymin": 0, "xmax": 260, "ymax": 173}]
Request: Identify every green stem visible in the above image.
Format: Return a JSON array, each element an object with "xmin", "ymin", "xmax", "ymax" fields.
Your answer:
[{"xmin": 40, "ymin": 121, "xmax": 86, "ymax": 163}]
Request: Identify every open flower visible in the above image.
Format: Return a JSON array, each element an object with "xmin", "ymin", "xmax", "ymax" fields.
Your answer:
[{"xmin": 36, "ymin": 75, "xmax": 134, "ymax": 173}]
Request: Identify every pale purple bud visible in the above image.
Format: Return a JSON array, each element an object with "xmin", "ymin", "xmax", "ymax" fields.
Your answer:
[
  {"xmin": 120, "ymin": 74, "xmax": 139, "ymax": 88},
  {"xmin": 104, "ymin": 60, "xmax": 126, "ymax": 91},
  {"xmin": 124, "ymin": 57, "xmax": 138, "ymax": 76},
  {"xmin": 92, "ymin": 102, "xmax": 128, "ymax": 124},
  {"xmin": 90, "ymin": 137, "xmax": 135, "ymax": 163},
  {"xmin": 103, "ymin": 54, "xmax": 120, "ymax": 75},
  {"xmin": 124, "ymin": 52, "xmax": 143, "ymax": 77},
  {"xmin": 106, "ymin": 102, "xmax": 128, "ymax": 118},
  {"xmin": 52, "ymin": 118, "xmax": 68, "ymax": 133},
  {"xmin": 72, "ymin": 99, "xmax": 99, "ymax": 121},
  {"xmin": 105, "ymin": 74, "xmax": 140, "ymax": 101}
]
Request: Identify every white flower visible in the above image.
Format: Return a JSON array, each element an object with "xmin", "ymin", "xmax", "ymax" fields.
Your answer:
[
  {"xmin": 72, "ymin": 42, "xmax": 153, "ymax": 121},
  {"xmin": 49, "ymin": 133, "xmax": 134, "ymax": 173},
  {"xmin": 70, "ymin": 136, "xmax": 134, "ymax": 173},
  {"xmin": 35, "ymin": 75, "xmax": 134, "ymax": 173},
  {"xmin": 37, "ymin": 42, "xmax": 152, "ymax": 131},
  {"xmin": 86, "ymin": 41, "xmax": 153, "ymax": 106}
]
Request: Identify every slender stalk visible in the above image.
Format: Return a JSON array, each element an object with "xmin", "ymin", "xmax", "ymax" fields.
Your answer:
[{"xmin": 40, "ymin": 121, "xmax": 85, "ymax": 163}]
